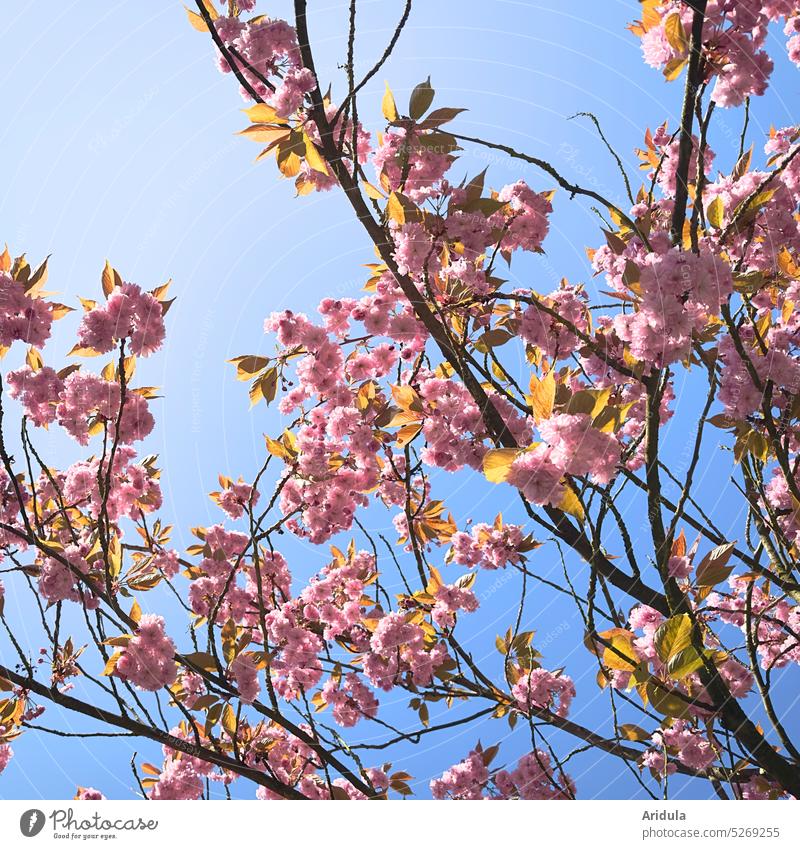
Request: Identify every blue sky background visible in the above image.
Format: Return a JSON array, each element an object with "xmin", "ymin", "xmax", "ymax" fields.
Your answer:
[{"xmin": 0, "ymin": 0, "xmax": 799, "ymax": 800}]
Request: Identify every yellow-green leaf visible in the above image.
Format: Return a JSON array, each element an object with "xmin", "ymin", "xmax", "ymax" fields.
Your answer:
[
  {"xmin": 482, "ymin": 448, "xmax": 520, "ymax": 484},
  {"xmin": 558, "ymin": 483, "xmax": 585, "ymax": 523},
  {"xmin": 303, "ymin": 133, "xmax": 329, "ymax": 175},
  {"xmin": 362, "ymin": 181, "xmax": 385, "ymax": 200},
  {"xmin": 618, "ymin": 723, "xmax": 650, "ymax": 742},
  {"xmin": 663, "ymin": 57, "xmax": 687, "ymax": 81},
  {"xmin": 646, "ymin": 681, "xmax": 692, "ymax": 718},
  {"xmin": 182, "ymin": 651, "xmax": 218, "ymax": 672},
  {"xmin": 222, "ymin": 703, "xmax": 237, "ymax": 735},
  {"xmin": 706, "ymin": 195, "xmax": 724, "ymax": 229},
  {"xmin": 242, "ymin": 104, "xmax": 286, "ymax": 124},
  {"xmin": 185, "ymin": 7, "xmax": 209, "ymax": 31},
  {"xmin": 26, "ymin": 347, "xmax": 43, "ymax": 372},
  {"xmin": 396, "ymin": 423, "xmax": 422, "ymax": 447},
  {"xmin": 528, "ymin": 371, "xmax": 555, "ymax": 422},
  {"xmin": 664, "ymin": 13, "xmax": 688, "ymax": 53},
  {"xmin": 238, "ymin": 125, "xmax": 292, "ymax": 144},
  {"xmin": 230, "ymin": 355, "xmax": 270, "ymax": 380},
  {"xmin": 665, "ymin": 646, "xmax": 706, "ymax": 680},
  {"xmin": 654, "ymin": 613, "xmax": 693, "ymax": 664},
  {"xmin": 184, "ymin": 1, "xmax": 217, "ymax": 31},
  {"xmin": 598, "ymin": 628, "xmax": 639, "ymax": 671},
  {"xmin": 386, "ymin": 192, "xmax": 405, "ymax": 224},
  {"xmin": 101, "ymin": 259, "xmax": 121, "ymax": 298},
  {"xmin": 382, "ymin": 82, "xmax": 398, "ymax": 122},
  {"xmin": 101, "ymin": 652, "xmax": 122, "ymax": 677}
]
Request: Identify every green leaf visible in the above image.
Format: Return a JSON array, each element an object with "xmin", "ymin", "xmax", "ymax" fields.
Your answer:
[
  {"xmin": 646, "ymin": 681, "xmax": 692, "ymax": 718},
  {"xmin": 653, "ymin": 613, "xmax": 693, "ymax": 664},
  {"xmin": 409, "ymin": 77, "xmax": 435, "ymax": 120},
  {"xmin": 665, "ymin": 646, "xmax": 706, "ymax": 680}
]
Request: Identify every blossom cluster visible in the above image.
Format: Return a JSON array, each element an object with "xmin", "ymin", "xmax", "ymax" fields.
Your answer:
[
  {"xmin": 114, "ymin": 615, "xmax": 177, "ymax": 692},
  {"xmin": 707, "ymin": 575, "xmax": 800, "ymax": 670},
  {"xmin": 637, "ymin": 1, "xmax": 800, "ymax": 107},
  {"xmin": 430, "ymin": 747, "xmax": 574, "ymax": 799},
  {"xmin": 4, "ymin": 0, "xmax": 800, "ymax": 802}
]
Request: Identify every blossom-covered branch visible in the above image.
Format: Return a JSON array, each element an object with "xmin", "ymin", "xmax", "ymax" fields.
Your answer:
[{"xmin": 1, "ymin": 0, "xmax": 800, "ymax": 801}]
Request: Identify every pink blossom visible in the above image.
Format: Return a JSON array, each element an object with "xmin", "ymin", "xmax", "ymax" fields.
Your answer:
[
  {"xmin": 62, "ymin": 446, "xmax": 162, "ymax": 522},
  {"xmin": 38, "ymin": 544, "xmax": 100, "ymax": 608},
  {"xmin": 0, "ymin": 744, "xmax": 12, "ymax": 775},
  {"xmin": 321, "ymin": 673, "xmax": 378, "ymax": 727},
  {"xmin": 152, "ymin": 549, "xmax": 180, "ymax": 579},
  {"xmin": 506, "ymin": 444, "xmax": 565, "ymax": 506},
  {"xmin": 430, "ymin": 749, "xmax": 489, "ymax": 799},
  {"xmin": 492, "ymin": 180, "xmax": 552, "ymax": 253},
  {"xmin": 271, "ymin": 67, "xmax": 316, "ymax": 118},
  {"xmin": 538, "ymin": 412, "xmax": 620, "ymax": 484},
  {"xmin": 512, "ymin": 667, "xmax": 575, "ymax": 718},
  {"xmin": 148, "ymin": 757, "xmax": 203, "ymax": 800},
  {"xmin": 740, "ymin": 775, "xmax": 791, "ymax": 800},
  {"xmin": 74, "ymin": 787, "xmax": 105, "ymax": 800},
  {"xmin": 517, "ymin": 284, "xmax": 588, "ymax": 359},
  {"xmin": 431, "ymin": 581, "xmax": 479, "ymax": 629},
  {"xmin": 719, "ymin": 658, "xmax": 754, "ymax": 699},
  {"xmin": 648, "ymin": 123, "xmax": 715, "ymax": 198},
  {"xmin": 6, "ymin": 366, "xmax": 63, "ymax": 426},
  {"xmin": 786, "ymin": 15, "xmax": 800, "ymax": 66},
  {"xmin": 365, "ymin": 611, "xmax": 450, "ymax": 691},
  {"xmin": 711, "ymin": 32, "xmax": 773, "ymax": 108},
  {"xmin": 641, "ymin": 748, "xmax": 677, "ymax": 778},
  {"xmin": 266, "ymin": 604, "xmax": 324, "ymax": 699},
  {"xmin": 628, "ymin": 605, "xmax": 665, "ymax": 633},
  {"xmin": 495, "ymin": 750, "xmax": 574, "ymax": 799},
  {"xmin": 391, "ymin": 221, "xmax": 441, "ymax": 278},
  {"xmin": 77, "ymin": 283, "xmax": 165, "ymax": 356},
  {"xmin": 0, "ymin": 273, "xmax": 53, "ymax": 348},
  {"xmin": 55, "ymin": 371, "xmax": 154, "ymax": 445},
  {"xmin": 216, "ymin": 479, "xmax": 260, "ymax": 519},
  {"xmin": 229, "ymin": 653, "xmax": 261, "ymax": 704},
  {"xmin": 668, "ymin": 555, "xmax": 692, "ymax": 579},
  {"xmin": 707, "ymin": 574, "xmax": 800, "ymax": 670},
  {"xmin": 373, "ymin": 127, "xmax": 454, "ymax": 201},
  {"xmin": 612, "ymin": 245, "xmax": 732, "ymax": 367},
  {"xmin": 450, "ymin": 521, "xmax": 525, "ymax": 570},
  {"xmin": 115, "ymin": 614, "xmax": 177, "ymax": 691},
  {"xmin": 652, "ymin": 720, "xmax": 717, "ymax": 771}
]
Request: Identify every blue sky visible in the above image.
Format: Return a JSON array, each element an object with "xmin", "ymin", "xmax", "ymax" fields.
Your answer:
[{"xmin": 1, "ymin": 0, "xmax": 799, "ymax": 800}]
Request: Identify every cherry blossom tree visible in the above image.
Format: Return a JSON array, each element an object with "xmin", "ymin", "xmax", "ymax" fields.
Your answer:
[{"xmin": 1, "ymin": 0, "xmax": 800, "ymax": 799}]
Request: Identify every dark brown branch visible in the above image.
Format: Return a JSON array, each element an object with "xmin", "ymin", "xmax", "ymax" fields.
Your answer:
[
  {"xmin": 1, "ymin": 663, "xmax": 306, "ymax": 800},
  {"xmin": 332, "ymin": 0, "xmax": 413, "ymax": 130},
  {"xmin": 669, "ymin": 0, "xmax": 707, "ymax": 243},
  {"xmin": 448, "ymin": 131, "xmax": 651, "ymax": 248},
  {"xmin": 194, "ymin": 0, "xmax": 265, "ymax": 101}
]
